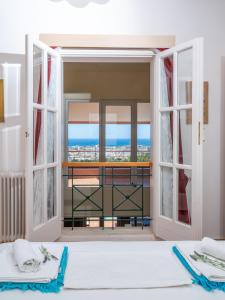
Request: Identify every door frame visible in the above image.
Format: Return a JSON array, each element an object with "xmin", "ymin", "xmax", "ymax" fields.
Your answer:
[
  {"xmin": 40, "ymin": 34, "xmax": 176, "ymax": 50},
  {"xmin": 26, "ymin": 36, "xmax": 62, "ymax": 241},
  {"xmin": 60, "ymin": 48, "xmax": 154, "ymax": 228},
  {"xmin": 59, "ymin": 41, "xmax": 203, "ymax": 240},
  {"xmin": 152, "ymin": 39, "xmax": 204, "ymax": 240}
]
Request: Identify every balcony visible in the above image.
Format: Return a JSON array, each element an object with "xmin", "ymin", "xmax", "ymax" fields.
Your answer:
[{"xmin": 63, "ymin": 161, "xmax": 152, "ymax": 229}]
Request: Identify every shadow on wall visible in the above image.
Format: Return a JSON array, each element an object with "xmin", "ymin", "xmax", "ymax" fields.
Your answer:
[
  {"xmin": 50, "ymin": 0, "xmax": 109, "ymax": 8},
  {"xmin": 220, "ymin": 56, "xmax": 225, "ymax": 238}
]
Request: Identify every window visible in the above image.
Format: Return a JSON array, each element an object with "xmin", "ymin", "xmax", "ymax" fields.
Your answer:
[
  {"xmin": 66, "ymin": 101, "xmax": 100, "ymax": 187},
  {"xmin": 67, "ymin": 102, "xmax": 99, "ymax": 162},
  {"xmin": 137, "ymin": 103, "xmax": 151, "ymax": 162},
  {"xmin": 66, "ymin": 100, "xmax": 151, "ymax": 163},
  {"xmin": 105, "ymin": 105, "xmax": 131, "ymax": 162}
]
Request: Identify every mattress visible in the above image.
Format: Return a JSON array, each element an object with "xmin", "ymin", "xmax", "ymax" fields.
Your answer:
[{"xmin": 1, "ymin": 241, "xmax": 225, "ymax": 300}]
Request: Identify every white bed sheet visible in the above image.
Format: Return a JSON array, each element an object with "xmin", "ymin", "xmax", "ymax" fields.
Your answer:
[
  {"xmin": 1, "ymin": 241, "xmax": 225, "ymax": 300},
  {"xmin": 4, "ymin": 285, "xmax": 225, "ymax": 300},
  {"xmin": 64, "ymin": 241, "xmax": 192, "ymax": 289}
]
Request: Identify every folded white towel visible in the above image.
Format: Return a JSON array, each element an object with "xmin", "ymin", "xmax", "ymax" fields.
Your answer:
[
  {"xmin": 0, "ymin": 243, "xmax": 64, "ymax": 283},
  {"xmin": 177, "ymin": 242, "xmax": 225, "ymax": 282},
  {"xmin": 13, "ymin": 239, "xmax": 41, "ymax": 273},
  {"xmin": 200, "ymin": 237, "xmax": 225, "ymax": 261}
]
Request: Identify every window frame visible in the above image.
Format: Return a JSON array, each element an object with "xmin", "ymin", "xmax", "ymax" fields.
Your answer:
[
  {"xmin": 102, "ymin": 100, "xmax": 136, "ymax": 162},
  {"xmin": 64, "ymin": 98, "xmax": 150, "ymax": 164}
]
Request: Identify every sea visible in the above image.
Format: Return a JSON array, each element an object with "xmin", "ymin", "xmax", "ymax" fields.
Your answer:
[{"xmin": 68, "ymin": 139, "xmax": 151, "ymax": 147}]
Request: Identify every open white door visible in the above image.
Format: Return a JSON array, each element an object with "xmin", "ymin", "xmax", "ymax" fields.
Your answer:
[
  {"xmin": 26, "ymin": 36, "xmax": 62, "ymax": 241},
  {"xmin": 153, "ymin": 38, "xmax": 203, "ymax": 240}
]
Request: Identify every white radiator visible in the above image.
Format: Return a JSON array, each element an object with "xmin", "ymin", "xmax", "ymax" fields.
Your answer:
[{"xmin": 0, "ymin": 173, "xmax": 25, "ymax": 243}]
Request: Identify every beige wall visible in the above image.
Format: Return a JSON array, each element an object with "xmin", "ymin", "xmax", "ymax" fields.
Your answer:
[{"xmin": 64, "ymin": 63, "xmax": 150, "ymax": 101}]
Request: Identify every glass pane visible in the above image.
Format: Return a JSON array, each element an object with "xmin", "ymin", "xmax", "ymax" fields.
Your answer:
[
  {"xmin": 68, "ymin": 102, "xmax": 99, "ymax": 123},
  {"xmin": 47, "ymin": 111, "xmax": 56, "ymax": 163},
  {"xmin": 33, "ymin": 109, "xmax": 44, "ymax": 165},
  {"xmin": 33, "ymin": 46, "xmax": 42, "ymax": 104},
  {"xmin": 160, "ymin": 112, "xmax": 173, "ymax": 163},
  {"xmin": 160, "ymin": 166, "xmax": 173, "ymax": 219},
  {"xmin": 137, "ymin": 103, "xmax": 151, "ymax": 162},
  {"xmin": 33, "ymin": 169, "xmax": 44, "ymax": 227},
  {"xmin": 161, "ymin": 55, "xmax": 173, "ymax": 107},
  {"xmin": 47, "ymin": 55, "xmax": 57, "ymax": 107},
  {"xmin": 178, "ymin": 109, "xmax": 192, "ymax": 165},
  {"xmin": 47, "ymin": 168, "xmax": 56, "ymax": 220},
  {"xmin": 177, "ymin": 169, "xmax": 191, "ymax": 225},
  {"xmin": 178, "ymin": 48, "xmax": 193, "ymax": 105},
  {"xmin": 137, "ymin": 103, "xmax": 150, "ymax": 123},
  {"xmin": 68, "ymin": 124, "xmax": 99, "ymax": 162},
  {"xmin": 68, "ymin": 102, "xmax": 99, "ymax": 162},
  {"xmin": 137, "ymin": 125, "xmax": 151, "ymax": 161},
  {"xmin": 105, "ymin": 106, "xmax": 131, "ymax": 162}
]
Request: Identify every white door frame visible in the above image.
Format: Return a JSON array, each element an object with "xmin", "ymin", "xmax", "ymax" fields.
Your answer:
[
  {"xmin": 152, "ymin": 38, "xmax": 204, "ymax": 240},
  {"xmin": 26, "ymin": 36, "xmax": 62, "ymax": 241},
  {"xmin": 59, "ymin": 48, "xmax": 154, "ymax": 228},
  {"xmin": 26, "ymin": 40, "xmax": 203, "ymax": 239}
]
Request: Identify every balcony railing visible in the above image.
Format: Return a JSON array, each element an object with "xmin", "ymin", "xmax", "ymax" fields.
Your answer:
[{"xmin": 62, "ymin": 161, "xmax": 152, "ymax": 229}]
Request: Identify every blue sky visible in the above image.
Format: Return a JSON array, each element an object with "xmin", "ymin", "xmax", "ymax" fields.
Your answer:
[
  {"xmin": 68, "ymin": 124, "xmax": 151, "ymax": 140},
  {"xmin": 68, "ymin": 124, "xmax": 99, "ymax": 140},
  {"xmin": 138, "ymin": 124, "xmax": 151, "ymax": 140},
  {"xmin": 106, "ymin": 124, "xmax": 130, "ymax": 140}
]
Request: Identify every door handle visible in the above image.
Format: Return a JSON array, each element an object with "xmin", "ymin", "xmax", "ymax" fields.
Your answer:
[{"xmin": 198, "ymin": 122, "xmax": 201, "ymax": 145}]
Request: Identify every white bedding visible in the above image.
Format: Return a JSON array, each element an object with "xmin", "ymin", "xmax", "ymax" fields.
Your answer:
[
  {"xmin": 64, "ymin": 241, "xmax": 192, "ymax": 289},
  {"xmin": 1, "ymin": 241, "xmax": 225, "ymax": 300}
]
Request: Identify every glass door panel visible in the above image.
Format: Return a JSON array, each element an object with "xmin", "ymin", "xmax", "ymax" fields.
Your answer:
[
  {"xmin": 33, "ymin": 109, "xmax": 44, "ymax": 166},
  {"xmin": 105, "ymin": 105, "xmax": 131, "ymax": 162},
  {"xmin": 47, "ymin": 54, "xmax": 57, "ymax": 107},
  {"xmin": 161, "ymin": 55, "xmax": 173, "ymax": 107},
  {"xmin": 47, "ymin": 167, "xmax": 56, "ymax": 220},
  {"xmin": 26, "ymin": 36, "xmax": 61, "ymax": 241},
  {"xmin": 177, "ymin": 169, "xmax": 192, "ymax": 224},
  {"xmin": 33, "ymin": 169, "xmax": 44, "ymax": 227},
  {"xmin": 160, "ymin": 166, "xmax": 173, "ymax": 219},
  {"xmin": 137, "ymin": 103, "xmax": 151, "ymax": 162},
  {"xmin": 160, "ymin": 111, "xmax": 173, "ymax": 163},
  {"xmin": 66, "ymin": 101, "xmax": 100, "ymax": 187},
  {"xmin": 155, "ymin": 38, "xmax": 203, "ymax": 240},
  {"xmin": 178, "ymin": 48, "xmax": 193, "ymax": 105},
  {"xmin": 178, "ymin": 109, "xmax": 192, "ymax": 165},
  {"xmin": 33, "ymin": 46, "xmax": 42, "ymax": 104},
  {"xmin": 67, "ymin": 102, "xmax": 100, "ymax": 162},
  {"xmin": 47, "ymin": 111, "xmax": 56, "ymax": 163}
]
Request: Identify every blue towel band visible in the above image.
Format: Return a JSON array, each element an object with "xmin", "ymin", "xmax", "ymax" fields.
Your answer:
[
  {"xmin": 172, "ymin": 245, "xmax": 225, "ymax": 292},
  {"xmin": 0, "ymin": 246, "xmax": 68, "ymax": 293}
]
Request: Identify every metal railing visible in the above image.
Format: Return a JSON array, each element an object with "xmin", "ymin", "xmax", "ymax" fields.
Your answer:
[{"xmin": 63, "ymin": 162, "xmax": 152, "ymax": 229}]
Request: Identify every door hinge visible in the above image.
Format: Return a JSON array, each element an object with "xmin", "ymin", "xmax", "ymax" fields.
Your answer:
[{"xmin": 198, "ymin": 122, "xmax": 201, "ymax": 145}]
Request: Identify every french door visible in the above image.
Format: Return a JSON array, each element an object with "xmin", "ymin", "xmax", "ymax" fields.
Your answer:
[
  {"xmin": 153, "ymin": 38, "xmax": 203, "ymax": 240},
  {"xmin": 26, "ymin": 36, "xmax": 62, "ymax": 241}
]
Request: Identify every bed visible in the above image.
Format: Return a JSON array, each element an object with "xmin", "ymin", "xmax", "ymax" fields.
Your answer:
[{"xmin": 1, "ymin": 241, "xmax": 225, "ymax": 300}]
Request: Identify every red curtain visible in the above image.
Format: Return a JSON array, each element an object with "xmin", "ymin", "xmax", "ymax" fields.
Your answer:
[
  {"xmin": 34, "ymin": 74, "xmax": 42, "ymax": 164},
  {"xmin": 160, "ymin": 49, "xmax": 190, "ymax": 224},
  {"xmin": 34, "ymin": 56, "xmax": 52, "ymax": 164}
]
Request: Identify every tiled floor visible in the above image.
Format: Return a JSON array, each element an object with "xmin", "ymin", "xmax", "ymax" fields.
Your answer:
[{"xmin": 58, "ymin": 227, "xmax": 159, "ymax": 242}]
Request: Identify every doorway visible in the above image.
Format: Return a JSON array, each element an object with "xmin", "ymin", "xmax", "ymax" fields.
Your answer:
[
  {"xmin": 62, "ymin": 62, "xmax": 152, "ymax": 233},
  {"xmin": 25, "ymin": 37, "xmax": 203, "ymax": 241}
]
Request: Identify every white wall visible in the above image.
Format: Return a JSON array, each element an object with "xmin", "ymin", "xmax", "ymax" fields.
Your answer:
[
  {"xmin": 0, "ymin": 0, "xmax": 225, "ymax": 238},
  {"xmin": 0, "ymin": 55, "xmax": 25, "ymax": 173}
]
